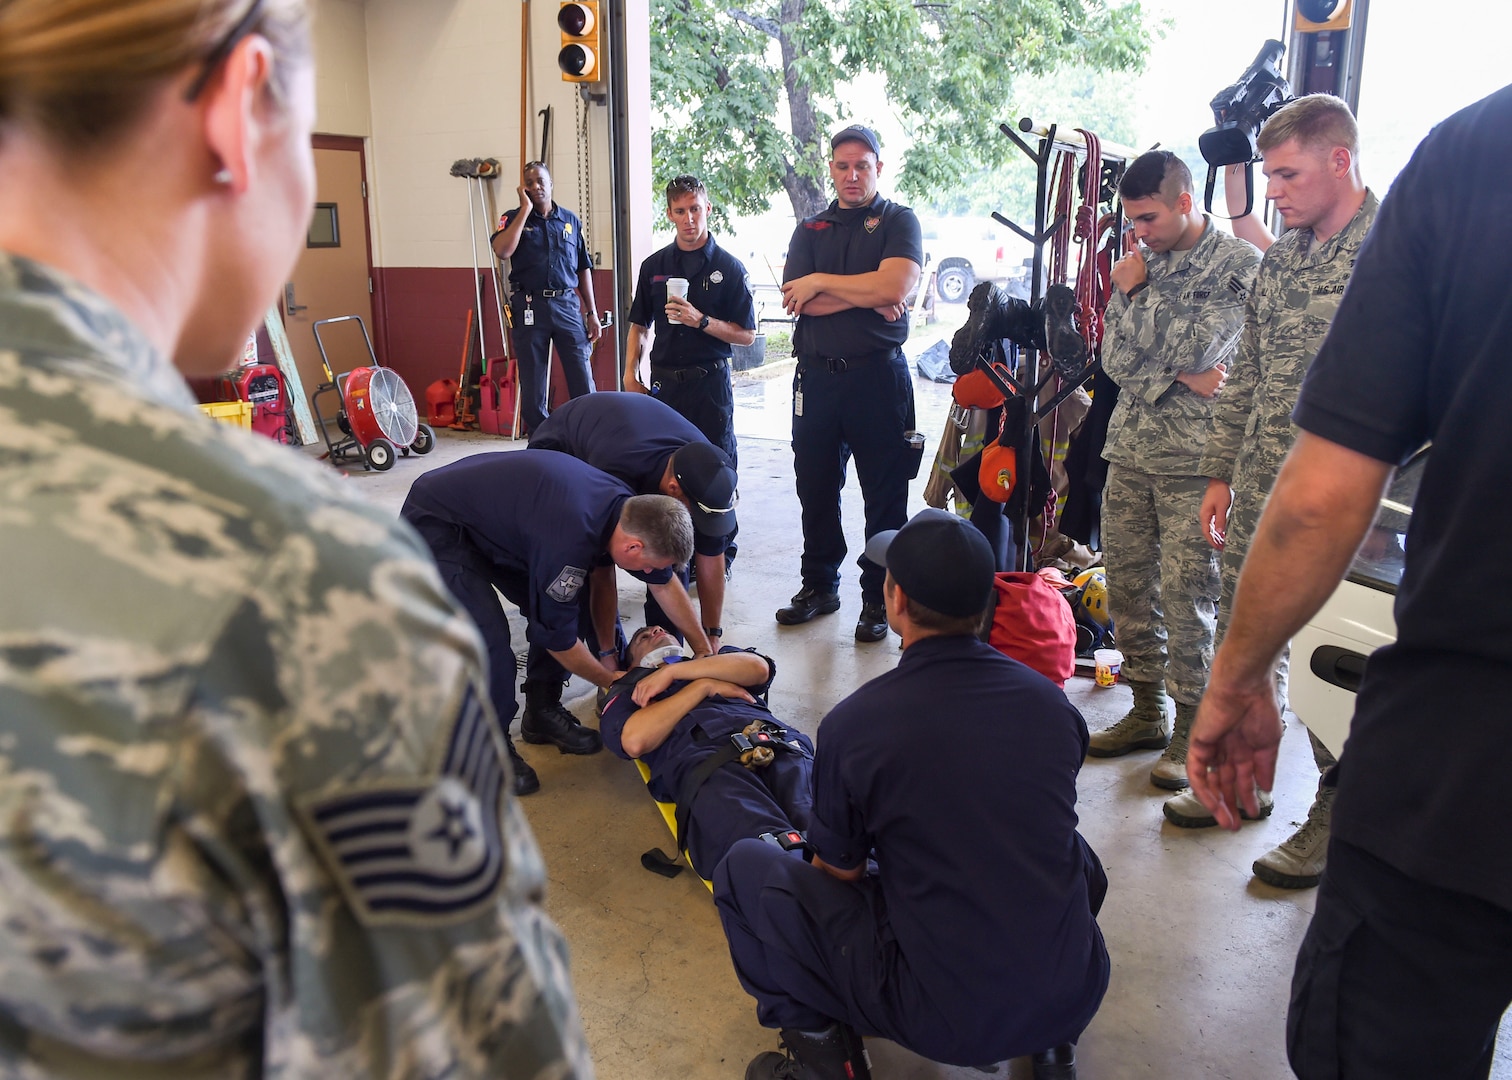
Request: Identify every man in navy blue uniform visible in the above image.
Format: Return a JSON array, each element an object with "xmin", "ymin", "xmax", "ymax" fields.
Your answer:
[
  {"xmin": 529, "ymin": 391, "xmax": 738, "ymax": 649},
  {"xmin": 400, "ymin": 452, "xmax": 707, "ymax": 795},
  {"xmin": 491, "ymin": 160, "xmax": 600, "ymax": 434},
  {"xmin": 599, "ymin": 626, "xmax": 813, "ymax": 878},
  {"xmin": 625, "ymin": 175, "xmax": 757, "ymax": 466},
  {"xmin": 776, "ymin": 125, "xmax": 925, "ymax": 643},
  {"xmin": 1190, "ymin": 85, "xmax": 1512, "ymax": 1078},
  {"xmin": 717, "ymin": 509, "xmax": 1109, "ymax": 1080}
]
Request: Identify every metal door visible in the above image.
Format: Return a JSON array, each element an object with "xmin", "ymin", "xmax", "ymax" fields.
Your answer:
[{"xmin": 284, "ymin": 139, "xmax": 375, "ymax": 411}]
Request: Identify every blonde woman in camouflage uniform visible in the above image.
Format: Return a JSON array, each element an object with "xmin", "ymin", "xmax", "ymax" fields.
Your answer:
[
  {"xmin": 1164, "ymin": 96, "xmax": 1376, "ymax": 893},
  {"xmin": 0, "ymin": 1, "xmax": 592, "ymax": 1075},
  {"xmin": 1090, "ymin": 152, "xmax": 1262, "ymax": 784}
]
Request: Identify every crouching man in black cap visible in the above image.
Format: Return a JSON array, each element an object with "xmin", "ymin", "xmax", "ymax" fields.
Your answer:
[{"xmin": 715, "ymin": 509, "xmax": 1110, "ymax": 1079}]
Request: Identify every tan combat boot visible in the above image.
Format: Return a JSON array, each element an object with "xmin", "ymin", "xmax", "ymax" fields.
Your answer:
[
  {"xmin": 1162, "ymin": 785, "xmax": 1274, "ymax": 827},
  {"xmin": 1149, "ymin": 700, "xmax": 1197, "ymax": 789},
  {"xmin": 1252, "ymin": 784, "xmax": 1335, "ymax": 889},
  {"xmin": 1087, "ymin": 678, "xmax": 1171, "ymax": 757}
]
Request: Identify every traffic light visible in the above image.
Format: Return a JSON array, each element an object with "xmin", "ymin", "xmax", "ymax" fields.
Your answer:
[
  {"xmin": 558, "ymin": 2, "xmax": 600, "ymax": 83},
  {"xmin": 1296, "ymin": 0, "xmax": 1353, "ymax": 31}
]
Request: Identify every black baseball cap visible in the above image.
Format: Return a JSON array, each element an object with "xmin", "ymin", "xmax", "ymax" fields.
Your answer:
[
  {"xmin": 671, "ymin": 442, "xmax": 738, "ymax": 537},
  {"xmin": 830, "ymin": 124, "xmax": 881, "ymax": 157},
  {"xmin": 864, "ymin": 509, "xmax": 994, "ymax": 617}
]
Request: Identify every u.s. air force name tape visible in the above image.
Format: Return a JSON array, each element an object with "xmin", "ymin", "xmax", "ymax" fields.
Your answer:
[{"xmin": 298, "ymin": 686, "xmax": 507, "ymax": 926}]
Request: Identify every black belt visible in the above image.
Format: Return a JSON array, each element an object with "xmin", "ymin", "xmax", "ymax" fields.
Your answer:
[
  {"xmin": 802, "ymin": 347, "xmax": 900, "ymax": 373},
  {"xmin": 652, "ymin": 360, "xmax": 725, "ymax": 383},
  {"xmin": 639, "ymin": 720, "xmax": 812, "ymax": 880},
  {"xmin": 520, "ymin": 288, "xmax": 574, "ymax": 300}
]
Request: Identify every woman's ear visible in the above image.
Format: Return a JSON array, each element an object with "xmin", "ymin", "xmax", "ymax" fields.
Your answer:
[{"xmin": 199, "ymin": 36, "xmax": 274, "ymax": 193}]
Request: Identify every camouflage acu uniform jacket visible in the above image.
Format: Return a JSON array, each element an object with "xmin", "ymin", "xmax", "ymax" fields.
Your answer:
[
  {"xmin": 1198, "ymin": 191, "xmax": 1380, "ymax": 487},
  {"xmin": 0, "ymin": 252, "xmax": 593, "ymax": 1078},
  {"xmin": 1102, "ymin": 219, "xmax": 1263, "ymax": 474}
]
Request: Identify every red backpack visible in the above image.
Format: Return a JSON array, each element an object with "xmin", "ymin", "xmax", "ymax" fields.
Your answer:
[{"xmin": 984, "ymin": 571, "xmax": 1078, "ymax": 687}]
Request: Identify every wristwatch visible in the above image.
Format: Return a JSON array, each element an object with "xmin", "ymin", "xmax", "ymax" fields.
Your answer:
[
  {"xmin": 596, "ymin": 647, "xmax": 618, "ymax": 659},
  {"xmin": 703, "ymin": 626, "xmax": 722, "ymax": 638},
  {"xmin": 698, "ymin": 314, "xmax": 711, "ymax": 331}
]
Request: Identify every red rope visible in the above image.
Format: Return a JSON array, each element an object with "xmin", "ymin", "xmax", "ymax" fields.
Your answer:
[{"xmin": 1073, "ymin": 129, "xmax": 1104, "ymax": 353}]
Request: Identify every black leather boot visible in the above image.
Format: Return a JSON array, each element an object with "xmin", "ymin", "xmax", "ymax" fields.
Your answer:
[
  {"xmin": 1031, "ymin": 1042, "xmax": 1078, "ymax": 1079},
  {"xmin": 745, "ymin": 1024, "xmax": 871, "ymax": 1080},
  {"xmin": 949, "ymin": 282, "xmax": 1088, "ymax": 376},
  {"xmin": 950, "ymin": 281, "xmax": 1029, "ymax": 374},
  {"xmin": 775, "ymin": 587, "xmax": 841, "ymax": 626},
  {"xmin": 1040, "ymin": 284, "xmax": 1090, "ymax": 377},
  {"xmin": 503, "ymin": 733, "xmax": 540, "ymax": 795},
  {"xmin": 520, "ymin": 681, "xmax": 603, "ymax": 755}
]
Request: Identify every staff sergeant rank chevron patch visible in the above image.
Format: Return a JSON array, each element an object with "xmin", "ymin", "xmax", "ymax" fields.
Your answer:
[{"xmin": 298, "ymin": 686, "xmax": 507, "ymax": 925}]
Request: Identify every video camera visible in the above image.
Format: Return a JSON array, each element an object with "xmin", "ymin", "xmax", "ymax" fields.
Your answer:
[{"xmin": 1198, "ymin": 39, "xmax": 1294, "ymax": 217}]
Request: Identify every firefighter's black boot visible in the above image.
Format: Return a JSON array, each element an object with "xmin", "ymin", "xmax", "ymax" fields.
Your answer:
[
  {"xmin": 520, "ymin": 681, "xmax": 603, "ymax": 755},
  {"xmin": 949, "ymin": 282, "xmax": 1087, "ymax": 375},
  {"xmin": 745, "ymin": 1024, "xmax": 871, "ymax": 1080},
  {"xmin": 504, "ymin": 734, "xmax": 540, "ymax": 796},
  {"xmin": 950, "ymin": 282, "xmax": 1028, "ymax": 374},
  {"xmin": 1041, "ymin": 283, "xmax": 1090, "ymax": 376}
]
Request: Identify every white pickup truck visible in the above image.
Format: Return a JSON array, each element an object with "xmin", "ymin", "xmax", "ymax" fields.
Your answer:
[{"xmin": 919, "ymin": 216, "xmax": 1033, "ymax": 304}]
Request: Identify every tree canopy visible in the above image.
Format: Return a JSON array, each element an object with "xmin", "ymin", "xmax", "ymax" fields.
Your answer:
[{"xmin": 651, "ymin": 0, "xmax": 1155, "ymax": 226}]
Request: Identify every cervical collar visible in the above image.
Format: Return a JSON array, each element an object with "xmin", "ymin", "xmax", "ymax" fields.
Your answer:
[{"xmin": 636, "ymin": 644, "xmax": 687, "ymax": 670}]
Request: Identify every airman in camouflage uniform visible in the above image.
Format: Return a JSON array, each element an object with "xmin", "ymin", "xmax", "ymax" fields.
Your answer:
[
  {"xmin": 1093, "ymin": 151, "xmax": 1262, "ymax": 776},
  {"xmin": 0, "ymin": 251, "xmax": 595, "ymax": 1077},
  {"xmin": 1201, "ymin": 191, "xmax": 1379, "ymax": 675},
  {"xmin": 1164, "ymin": 96, "xmax": 1378, "ymax": 890}
]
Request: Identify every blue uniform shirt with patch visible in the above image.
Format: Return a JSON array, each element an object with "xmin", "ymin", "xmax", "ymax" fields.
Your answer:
[
  {"xmin": 528, "ymin": 392, "xmax": 737, "ymax": 557},
  {"xmin": 402, "ymin": 451, "xmax": 672, "ymax": 652},
  {"xmin": 785, "ymin": 196, "xmax": 923, "ymax": 357},
  {"xmin": 627, "ymin": 234, "xmax": 756, "ymax": 368},
  {"xmin": 495, "ymin": 202, "xmax": 592, "ymax": 293}
]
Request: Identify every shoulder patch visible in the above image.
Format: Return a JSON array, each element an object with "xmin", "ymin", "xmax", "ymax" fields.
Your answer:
[
  {"xmin": 298, "ymin": 687, "xmax": 507, "ymax": 926},
  {"xmin": 547, "ymin": 565, "xmax": 588, "ymax": 603}
]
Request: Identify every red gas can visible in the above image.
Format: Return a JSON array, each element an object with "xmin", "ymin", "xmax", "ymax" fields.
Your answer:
[
  {"xmin": 477, "ymin": 363, "xmax": 518, "ymax": 437},
  {"xmin": 425, "ymin": 378, "xmax": 458, "ymax": 427}
]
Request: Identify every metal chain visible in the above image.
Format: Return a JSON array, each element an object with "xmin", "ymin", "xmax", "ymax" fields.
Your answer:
[{"xmin": 576, "ymin": 90, "xmax": 592, "ymax": 253}]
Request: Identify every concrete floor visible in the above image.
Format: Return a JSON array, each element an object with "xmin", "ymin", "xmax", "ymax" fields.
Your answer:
[{"xmin": 329, "ymin": 342, "xmax": 1510, "ymax": 1078}]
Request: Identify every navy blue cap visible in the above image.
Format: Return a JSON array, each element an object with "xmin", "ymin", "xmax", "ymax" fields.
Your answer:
[
  {"xmin": 671, "ymin": 441, "xmax": 738, "ymax": 537},
  {"xmin": 830, "ymin": 124, "xmax": 881, "ymax": 156},
  {"xmin": 864, "ymin": 509, "xmax": 994, "ymax": 617}
]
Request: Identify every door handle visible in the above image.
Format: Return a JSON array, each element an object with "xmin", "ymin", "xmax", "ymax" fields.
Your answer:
[
  {"xmin": 285, "ymin": 283, "xmax": 308, "ymax": 314},
  {"xmin": 1309, "ymin": 645, "xmax": 1368, "ymax": 692}
]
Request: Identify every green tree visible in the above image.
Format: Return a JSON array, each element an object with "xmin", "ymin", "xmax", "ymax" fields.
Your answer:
[
  {"xmin": 652, "ymin": 0, "xmax": 1154, "ymax": 226},
  {"xmin": 920, "ymin": 65, "xmax": 1143, "ymax": 222}
]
